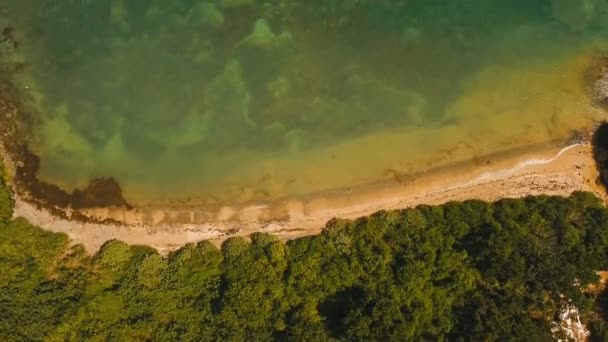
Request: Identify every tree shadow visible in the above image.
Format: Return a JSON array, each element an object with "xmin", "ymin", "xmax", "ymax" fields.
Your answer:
[
  {"xmin": 317, "ymin": 286, "xmax": 367, "ymax": 338},
  {"xmin": 592, "ymin": 122, "xmax": 608, "ymax": 193}
]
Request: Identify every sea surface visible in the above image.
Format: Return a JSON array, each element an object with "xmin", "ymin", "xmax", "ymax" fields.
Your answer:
[{"xmin": 1, "ymin": 0, "xmax": 608, "ymax": 206}]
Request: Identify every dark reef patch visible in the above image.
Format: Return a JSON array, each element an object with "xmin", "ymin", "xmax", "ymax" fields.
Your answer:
[
  {"xmin": 0, "ymin": 24, "xmax": 24, "ymax": 73},
  {"xmin": 72, "ymin": 178, "xmax": 130, "ymax": 209},
  {"xmin": 0, "ymin": 76, "xmax": 132, "ymax": 221},
  {"xmin": 11, "ymin": 146, "xmax": 132, "ymax": 212}
]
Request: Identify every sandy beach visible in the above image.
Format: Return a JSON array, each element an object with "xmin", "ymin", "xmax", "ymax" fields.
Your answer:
[{"xmin": 4, "ymin": 141, "xmax": 605, "ymax": 255}]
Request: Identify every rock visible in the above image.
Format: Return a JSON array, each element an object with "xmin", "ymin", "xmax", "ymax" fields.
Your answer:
[
  {"xmin": 266, "ymin": 76, "xmax": 291, "ymax": 99},
  {"xmin": 72, "ymin": 178, "xmax": 129, "ymax": 209},
  {"xmin": 586, "ymin": 58, "xmax": 608, "ymax": 108},
  {"xmin": 205, "ymin": 60, "xmax": 256, "ymax": 132},
  {"xmin": 234, "ymin": 18, "xmax": 295, "ymax": 101},
  {"xmin": 594, "ymin": 66, "xmax": 608, "ymax": 107},
  {"xmin": 190, "ymin": 3, "xmax": 224, "ymax": 29},
  {"xmin": 109, "ymin": 0, "xmax": 130, "ymax": 33},
  {"xmin": 237, "ymin": 19, "xmax": 293, "ymax": 49}
]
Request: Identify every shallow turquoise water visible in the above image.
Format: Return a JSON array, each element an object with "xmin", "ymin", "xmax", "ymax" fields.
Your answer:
[{"xmin": 1, "ymin": 1, "xmax": 608, "ymax": 206}]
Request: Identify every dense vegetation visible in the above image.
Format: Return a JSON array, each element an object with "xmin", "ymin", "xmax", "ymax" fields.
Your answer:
[{"xmin": 3, "ymin": 167, "xmax": 608, "ymax": 340}]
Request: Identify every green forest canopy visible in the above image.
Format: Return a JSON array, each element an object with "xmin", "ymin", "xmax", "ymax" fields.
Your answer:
[{"xmin": 2, "ymin": 168, "xmax": 608, "ymax": 340}]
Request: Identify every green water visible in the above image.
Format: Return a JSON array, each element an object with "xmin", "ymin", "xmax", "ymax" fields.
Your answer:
[{"xmin": 1, "ymin": 1, "xmax": 608, "ymax": 206}]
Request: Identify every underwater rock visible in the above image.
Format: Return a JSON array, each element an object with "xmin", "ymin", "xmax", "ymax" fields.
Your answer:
[
  {"xmin": 190, "ymin": 3, "xmax": 224, "ymax": 29},
  {"xmin": 203, "ymin": 60, "xmax": 255, "ymax": 142},
  {"xmin": 109, "ymin": 0, "xmax": 130, "ymax": 33},
  {"xmin": 551, "ymin": 0, "xmax": 607, "ymax": 30},
  {"xmin": 237, "ymin": 18, "xmax": 293, "ymax": 50},
  {"xmin": 235, "ymin": 19, "xmax": 295, "ymax": 110},
  {"xmin": 72, "ymin": 178, "xmax": 129, "ymax": 209},
  {"xmin": 0, "ymin": 24, "xmax": 25, "ymax": 72},
  {"xmin": 266, "ymin": 76, "xmax": 291, "ymax": 99},
  {"xmin": 13, "ymin": 148, "xmax": 71, "ymax": 209},
  {"xmin": 594, "ymin": 67, "xmax": 608, "ymax": 107},
  {"xmin": 235, "ymin": 19, "xmax": 294, "ymax": 75},
  {"xmin": 303, "ymin": 75, "xmax": 426, "ymax": 136},
  {"xmin": 585, "ymin": 58, "xmax": 608, "ymax": 108},
  {"xmin": 346, "ymin": 75, "xmax": 425, "ymax": 125}
]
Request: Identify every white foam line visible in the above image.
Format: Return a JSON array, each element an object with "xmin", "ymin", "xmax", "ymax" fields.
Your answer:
[{"xmin": 443, "ymin": 144, "xmax": 582, "ymax": 192}]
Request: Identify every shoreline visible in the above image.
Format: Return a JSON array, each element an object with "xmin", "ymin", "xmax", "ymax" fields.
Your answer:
[
  {"xmin": 6, "ymin": 140, "xmax": 605, "ymax": 254},
  {"xmin": 1, "ymin": 8, "xmax": 608, "ymax": 255}
]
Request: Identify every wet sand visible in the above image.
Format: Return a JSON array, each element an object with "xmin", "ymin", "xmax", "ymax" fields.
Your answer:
[{"xmin": 4, "ymin": 141, "xmax": 604, "ymax": 254}]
